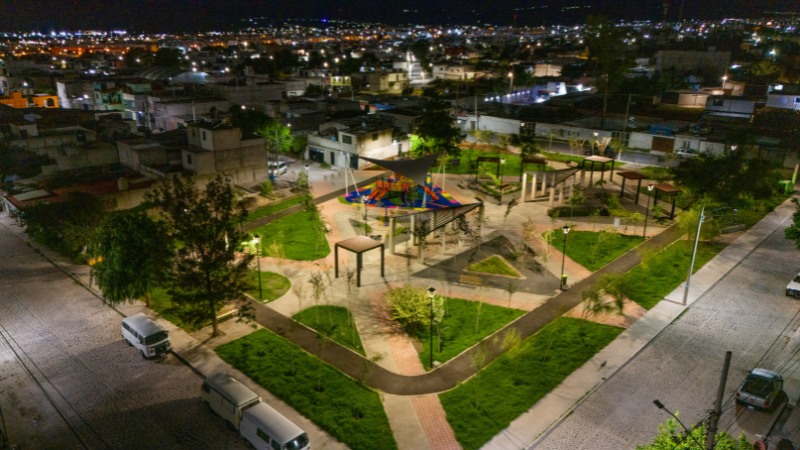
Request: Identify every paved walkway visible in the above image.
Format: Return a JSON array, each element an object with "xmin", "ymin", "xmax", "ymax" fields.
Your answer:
[{"xmin": 3, "ymin": 160, "xmax": 725, "ymax": 450}]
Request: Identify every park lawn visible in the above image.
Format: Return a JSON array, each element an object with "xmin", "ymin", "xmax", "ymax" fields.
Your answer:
[
  {"xmin": 216, "ymin": 329, "xmax": 396, "ymax": 450},
  {"xmin": 440, "ymin": 317, "xmax": 623, "ymax": 450},
  {"xmin": 293, "ymin": 305, "xmax": 365, "ymax": 355},
  {"xmin": 467, "ymin": 255, "xmax": 521, "ymax": 277},
  {"xmin": 248, "ymin": 271, "xmax": 291, "ymax": 302},
  {"xmin": 417, "ymin": 298, "xmax": 525, "ymax": 370},
  {"xmin": 245, "ymin": 195, "xmax": 307, "ymax": 223},
  {"xmin": 149, "ymin": 287, "xmax": 210, "ymax": 332},
  {"xmin": 250, "ymin": 209, "xmax": 330, "ymax": 261},
  {"xmin": 445, "ymin": 149, "xmax": 549, "ymax": 176},
  {"xmin": 624, "ymin": 240, "xmax": 723, "ymax": 309},
  {"xmin": 548, "ymin": 229, "xmax": 645, "ymax": 271}
]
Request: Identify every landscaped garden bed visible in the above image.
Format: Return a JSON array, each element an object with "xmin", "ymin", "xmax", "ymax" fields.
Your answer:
[{"xmin": 293, "ymin": 305, "xmax": 365, "ymax": 355}]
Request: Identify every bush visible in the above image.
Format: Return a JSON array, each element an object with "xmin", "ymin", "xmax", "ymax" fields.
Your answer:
[{"xmin": 548, "ymin": 205, "xmax": 609, "ymax": 218}]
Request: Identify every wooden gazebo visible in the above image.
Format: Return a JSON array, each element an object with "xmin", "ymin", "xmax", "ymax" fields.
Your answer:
[
  {"xmin": 652, "ymin": 183, "xmax": 682, "ymax": 219},
  {"xmin": 334, "ymin": 235, "xmax": 385, "ymax": 287}
]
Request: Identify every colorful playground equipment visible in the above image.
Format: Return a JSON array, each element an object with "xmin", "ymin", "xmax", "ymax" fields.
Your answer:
[{"xmin": 344, "ymin": 174, "xmax": 459, "ymax": 210}]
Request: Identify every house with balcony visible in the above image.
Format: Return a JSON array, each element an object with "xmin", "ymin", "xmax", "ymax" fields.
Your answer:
[{"xmin": 306, "ymin": 115, "xmax": 400, "ymax": 169}]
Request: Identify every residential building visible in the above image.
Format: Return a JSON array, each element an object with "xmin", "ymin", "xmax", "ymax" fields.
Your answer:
[{"xmin": 306, "ymin": 115, "xmax": 399, "ymax": 168}]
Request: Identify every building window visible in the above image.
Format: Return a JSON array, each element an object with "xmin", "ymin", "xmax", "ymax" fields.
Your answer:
[
  {"xmin": 342, "ymin": 135, "xmax": 352, "ymax": 145},
  {"xmin": 186, "ymin": 154, "xmax": 193, "ymax": 165},
  {"xmin": 372, "ymin": 133, "xmax": 378, "ymax": 141},
  {"xmin": 202, "ymin": 131, "xmax": 207, "ymax": 140}
]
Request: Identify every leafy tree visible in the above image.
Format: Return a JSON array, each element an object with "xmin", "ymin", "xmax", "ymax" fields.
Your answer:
[
  {"xmin": 146, "ymin": 174, "xmax": 254, "ymax": 336},
  {"xmin": 784, "ymin": 198, "xmax": 800, "ymax": 249},
  {"xmin": 153, "ymin": 48, "xmax": 181, "ymax": 68},
  {"xmin": 671, "ymin": 148, "xmax": 778, "ymax": 205},
  {"xmin": 229, "ymin": 105, "xmax": 271, "ymax": 136},
  {"xmin": 91, "ymin": 210, "xmax": 172, "ymax": 306},
  {"xmin": 510, "ymin": 133, "xmax": 540, "ymax": 157},
  {"xmin": 584, "ymin": 16, "xmax": 633, "ymax": 129},
  {"xmin": 637, "ymin": 418, "xmax": 751, "ymax": 450},
  {"xmin": 413, "ymin": 98, "xmax": 462, "ymax": 157},
  {"xmin": 20, "ymin": 192, "xmax": 106, "ymax": 259},
  {"xmin": 386, "ymin": 285, "xmax": 444, "ymax": 335}
]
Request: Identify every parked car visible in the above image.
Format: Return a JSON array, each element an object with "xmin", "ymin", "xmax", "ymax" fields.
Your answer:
[
  {"xmin": 736, "ymin": 368, "xmax": 784, "ymax": 411},
  {"xmin": 786, "ymin": 272, "xmax": 800, "ymax": 298}
]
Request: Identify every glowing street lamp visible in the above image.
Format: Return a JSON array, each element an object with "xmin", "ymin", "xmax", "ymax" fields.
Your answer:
[
  {"xmin": 560, "ymin": 225, "xmax": 571, "ymax": 289},
  {"xmin": 643, "ymin": 184, "xmax": 654, "ymax": 238}
]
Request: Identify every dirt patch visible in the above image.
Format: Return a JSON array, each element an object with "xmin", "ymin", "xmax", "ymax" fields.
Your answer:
[{"xmin": 563, "ymin": 295, "xmax": 647, "ymax": 328}]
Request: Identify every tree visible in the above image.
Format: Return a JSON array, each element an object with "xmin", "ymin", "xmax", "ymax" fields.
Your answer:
[
  {"xmin": 146, "ymin": 174, "xmax": 254, "ymax": 337},
  {"xmin": 20, "ymin": 192, "xmax": 106, "ymax": 259},
  {"xmin": 91, "ymin": 210, "xmax": 172, "ymax": 306},
  {"xmin": 671, "ymin": 148, "xmax": 779, "ymax": 205},
  {"xmin": 413, "ymin": 98, "xmax": 462, "ymax": 157},
  {"xmin": 153, "ymin": 48, "xmax": 181, "ymax": 68},
  {"xmin": 386, "ymin": 285, "xmax": 444, "ymax": 335},
  {"xmin": 510, "ymin": 133, "xmax": 540, "ymax": 157},
  {"xmin": 784, "ymin": 198, "xmax": 800, "ymax": 249},
  {"xmin": 584, "ymin": 16, "xmax": 632, "ymax": 129},
  {"xmin": 229, "ymin": 105, "xmax": 271, "ymax": 136},
  {"xmin": 637, "ymin": 418, "xmax": 751, "ymax": 450}
]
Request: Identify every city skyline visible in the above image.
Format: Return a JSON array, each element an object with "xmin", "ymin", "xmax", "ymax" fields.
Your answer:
[{"xmin": 0, "ymin": 0, "xmax": 795, "ymax": 33}]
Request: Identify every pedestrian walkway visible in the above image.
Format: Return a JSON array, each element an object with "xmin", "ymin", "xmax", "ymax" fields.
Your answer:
[{"xmin": 5, "ymin": 157, "xmax": 769, "ymax": 450}]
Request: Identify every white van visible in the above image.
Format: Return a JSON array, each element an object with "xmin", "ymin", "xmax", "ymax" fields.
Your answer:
[
  {"xmin": 201, "ymin": 372, "xmax": 261, "ymax": 430},
  {"xmin": 269, "ymin": 160, "xmax": 289, "ymax": 176},
  {"xmin": 240, "ymin": 402, "xmax": 310, "ymax": 450},
  {"xmin": 121, "ymin": 313, "xmax": 171, "ymax": 359}
]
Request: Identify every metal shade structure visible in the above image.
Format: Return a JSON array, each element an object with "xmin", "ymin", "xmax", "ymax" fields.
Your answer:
[{"xmin": 359, "ymin": 154, "xmax": 438, "ymax": 187}]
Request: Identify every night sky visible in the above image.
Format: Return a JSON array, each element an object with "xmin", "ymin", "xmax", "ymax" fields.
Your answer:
[{"xmin": 0, "ymin": 0, "xmax": 793, "ymax": 32}]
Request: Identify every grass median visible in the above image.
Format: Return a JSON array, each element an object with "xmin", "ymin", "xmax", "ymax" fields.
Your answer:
[{"xmin": 216, "ymin": 329, "xmax": 397, "ymax": 450}]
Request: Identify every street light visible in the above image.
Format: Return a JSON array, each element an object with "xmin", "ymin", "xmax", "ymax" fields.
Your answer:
[
  {"xmin": 560, "ymin": 225, "xmax": 571, "ymax": 289},
  {"xmin": 253, "ymin": 234, "xmax": 263, "ymax": 300},
  {"xmin": 643, "ymin": 184, "xmax": 654, "ymax": 238},
  {"xmin": 508, "ymin": 71, "xmax": 514, "ymax": 95},
  {"xmin": 682, "ymin": 206, "xmax": 737, "ymax": 305},
  {"xmin": 304, "ymin": 164, "xmax": 310, "ymax": 192},
  {"xmin": 496, "ymin": 158, "xmax": 505, "ymax": 180},
  {"xmin": 592, "ymin": 131, "xmax": 599, "ymax": 155},
  {"xmin": 652, "ymin": 399, "xmax": 704, "ymax": 449},
  {"xmin": 428, "ymin": 286, "xmax": 436, "ymax": 369}
]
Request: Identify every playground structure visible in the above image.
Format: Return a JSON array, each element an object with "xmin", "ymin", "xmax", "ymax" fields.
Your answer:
[
  {"xmin": 343, "ymin": 174, "xmax": 459, "ymax": 210},
  {"xmin": 341, "ymin": 154, "xmax": 461, "ymax": 211}
]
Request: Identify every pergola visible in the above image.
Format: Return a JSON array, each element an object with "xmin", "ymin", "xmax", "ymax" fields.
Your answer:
[
  {"xmin": 582, "ymin": 155, "xmax": 616, "ymax": 185},
  {"xmin": 652, "ymin": 183, "xmax": 683, "ymax": 219},
  {"xmin": 334, "ymin": 235, "xmax": 385, "ymax": 287},
  {"xmin": 617, "ymin": 171, "xmax": 650, "ymax": 203}
]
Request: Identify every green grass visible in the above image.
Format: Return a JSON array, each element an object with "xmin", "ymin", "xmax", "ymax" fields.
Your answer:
[
  {"xmin": 216, "ymin": 329, "xmax": 397, "ymax": 450},
  {"xmin": 250, "ymin": 210, "xmax": 330, "ymax": 261},
  {"xmin": 293, "ymin": 305, "xmax": 365, "ymax": 355},
  {"xmin": 467, "ymin": 255, "xmax": 520, "ymax": 277},
  {"xmin": 248, "ymin": 271, "xmax": 291, "ymax": 302},
  {"xmin": 547, "ymin": 229, "xmax": 645, "ymax": 271},
  {"xmin": 149, "ymin": 287, "xmax": 210, "ymax": 332},
  {"xmin": 624, "ymin": 240, "xmax": 723, "ymax": 309},
  {"xmin": 637, "ymin": 165, "xmax": 673, "ymax": 182},
  {"xmin": 444, "ymin": 149, "xmax": 550, "ymax": 176},
  {"xmin": 245, "ymin": 195, "xmax": 308, "ymax": 223},
  {"xmin": 417, "ymin": 298, "xmax": 525, "ymax": 369},
  {"xmin": 440, "ymin": 317, "xmax": 623, "ymax": 450}
]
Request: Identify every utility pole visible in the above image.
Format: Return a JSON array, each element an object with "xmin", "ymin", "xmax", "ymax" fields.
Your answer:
[
  {"xmin": 621, "ymin": 93, "xmax": 632, "ymax": 151},
  {"xmin": 705, "ymin": 351, "xmax": 732, "ymax": 450}
]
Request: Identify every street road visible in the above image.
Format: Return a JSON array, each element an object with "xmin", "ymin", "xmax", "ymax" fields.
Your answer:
[
  {"xmin": 0, "ymin": 221, "xmax": 248, "ymax": 449},
  {"xmin": 531, "ymin": 213, "xmax": 800, "ymax": 449}
]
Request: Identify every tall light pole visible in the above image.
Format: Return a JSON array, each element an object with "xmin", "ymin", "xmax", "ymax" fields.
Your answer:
[
  {"xmin": 508, "ymin": 71, "xmax": 514, "ymax": 96},
  {"xmin": 592, "ymin": 131, "xmax": 599, "ymax": 155},
  {"xmin": 253, "ymin": 234, "xmax": 263, "ymax": 300},
  {"xmin": 560, "ymin": 225, "xmax": 571, "ymax": 289},
  {"xmin": 304, "ymin": 164, "xmax": 310, "ymax": 193},
  {"xmin": 428, "ymin": 286, "xmax": 436, "ymax": 369},
  {"xmin": 682, "ymin": 206, "xmax": 736, "ymax": 305},
  {"xmin": 643, "ymin": 184, "xmax": 654, "ymax": 238}
]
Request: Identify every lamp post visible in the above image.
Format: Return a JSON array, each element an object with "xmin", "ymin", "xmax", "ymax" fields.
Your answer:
[
  {"xmin": 682, "ymin": 206, "xmax": 736, "ymax": 305},
  {"xmin": 652, "ymin": 400, "xmax": 704, "ymax": 449},
  {"xmin": 253, "ymin": 234, "xmax": 263, "ymax": 300},
  {"xmin": 508, "ymin": 71, "xmax": 514, "ymax": 96},
  {"xmin": 304, "ymin": 164, "xmax": 310, "ymax": 192},
  {"xmin": 560, "ymin": 225, "xmax": 571, "ymax": 289},
  {"xmin": 428, "ymin": 287, "xmax": 436, "ymax": 369},
  {"xmin": 643, "ymin": 184, "xmax": 654, "ymax": 238},
  {"xmin": 592, "ymin": 131, "xmax": 599, "ymax": 155}
]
